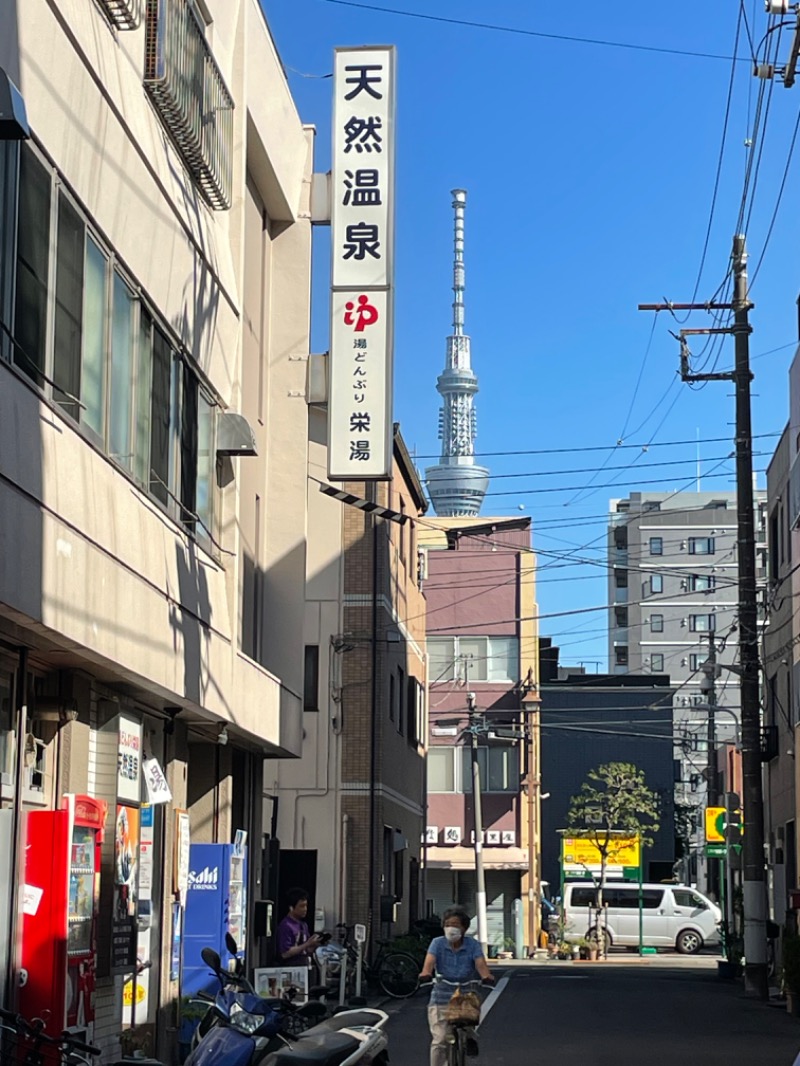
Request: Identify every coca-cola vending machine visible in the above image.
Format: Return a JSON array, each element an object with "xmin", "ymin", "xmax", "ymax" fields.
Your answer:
[{"xmin": 20, "ymin": 794, "xmax": 107, "ymax": 1036}]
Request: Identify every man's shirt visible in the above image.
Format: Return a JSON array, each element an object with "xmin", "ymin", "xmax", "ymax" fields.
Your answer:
[{"xmin": 276, "ymin": 914, "xmax": 310, "ymax": 965}]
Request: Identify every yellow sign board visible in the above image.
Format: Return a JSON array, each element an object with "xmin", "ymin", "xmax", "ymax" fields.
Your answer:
[
  {"xmin": 122, "ymin": 979, "xmax": 147, "ymax": 1007},
  {"xmin": 561, "ymin": 835, "xmax": 640, "ymax": 868},
  {"xmin": 705, "ymin": 806, "xmax": 726, "ymax": 844}
]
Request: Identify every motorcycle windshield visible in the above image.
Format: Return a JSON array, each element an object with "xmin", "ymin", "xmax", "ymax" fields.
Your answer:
[{"xmin": 187, "ymin": 1026, "xmax": 254, "ymax": 1066}]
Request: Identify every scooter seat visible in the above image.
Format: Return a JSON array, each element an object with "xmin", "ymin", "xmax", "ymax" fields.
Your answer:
[
  {"xmin": 308, "ymin": 1012, "xmax": 383, "ymax": 1033},
  {"xmin": 263, "ymin": 1031, "xmax": 359, "ymax": 1066}
]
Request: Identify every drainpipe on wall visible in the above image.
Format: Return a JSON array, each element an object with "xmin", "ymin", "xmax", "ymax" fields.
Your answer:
[{"xmin": 5, "ymin": 647, "xmax": 27, "ymax": 1007}]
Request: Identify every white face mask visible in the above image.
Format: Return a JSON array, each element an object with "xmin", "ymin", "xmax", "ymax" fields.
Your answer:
[{"xmin": 444, "ymin": 926, "xmax": 463, "ymax": 943}]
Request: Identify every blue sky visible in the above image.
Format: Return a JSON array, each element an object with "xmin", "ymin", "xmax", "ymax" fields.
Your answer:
[{"xmin": 264, "ymin": 1, "xmax": 800, "ymax": 668}]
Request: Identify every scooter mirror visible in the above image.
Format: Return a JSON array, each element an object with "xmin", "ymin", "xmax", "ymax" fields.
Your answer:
[
  {"xmin": 225, "ymin": 932, "xmax": 238, "ymax": 956},
  {"xmin": 201, "ymin": 947, "xmax": 222, "ymax": 972}
]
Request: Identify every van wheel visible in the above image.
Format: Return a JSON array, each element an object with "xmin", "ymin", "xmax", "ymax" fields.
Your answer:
[
  {"xmin": 676, "ymin": 929, "xmax": 703, "ymax": 955},
  {"xmin": 587, "ymin": 928, "xmax": 612, "ymax": 953}
]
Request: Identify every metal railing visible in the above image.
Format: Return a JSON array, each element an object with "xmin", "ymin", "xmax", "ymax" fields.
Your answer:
[
  {"xmin": 95, "ymin": 0, "xmax": 141, "ymax": 29},
  {"xmin": 144, "ymin": 0, "xmax": 234, "ymax": 210}
]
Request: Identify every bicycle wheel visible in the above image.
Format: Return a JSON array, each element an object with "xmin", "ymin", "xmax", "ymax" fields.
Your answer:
[
  {"xmin": 377, "ymin": 951, "xmax": 419, "ymax": 998},
  {"xmin": 448, "ymin": 1028, "xmax": 467, "ymax": 1066}
]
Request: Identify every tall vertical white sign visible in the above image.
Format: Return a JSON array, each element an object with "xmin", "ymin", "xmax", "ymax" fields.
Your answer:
[{"xmin": 328, "ymin": 46, "xmax": 396, "ymax": 481}]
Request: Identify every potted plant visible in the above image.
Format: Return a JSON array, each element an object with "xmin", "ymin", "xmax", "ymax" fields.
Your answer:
[
  {"xmin": 556, "ymin": 940, "xmax": 573, "ymax": 960},
  {"xmin": 585, "ymin": 932, "xmax": 601, "ymax": 962},
  {"xmin": 497, "ymin": 937, "xmax": 515, "ymax": 960}
]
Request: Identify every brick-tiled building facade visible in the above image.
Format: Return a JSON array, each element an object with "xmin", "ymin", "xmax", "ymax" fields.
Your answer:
[{"xmin": 272, "ymin": 425, "xmax": 428, "ymax": 942}]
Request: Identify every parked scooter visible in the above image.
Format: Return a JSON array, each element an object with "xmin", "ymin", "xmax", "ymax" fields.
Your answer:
[
  {"xmin": 185, "ymin": 947, "xmax": 389, "ymax": 1066},
  {"xmin": 189, "ymin": 935, "xmax": 326, "ymax": 1050}
]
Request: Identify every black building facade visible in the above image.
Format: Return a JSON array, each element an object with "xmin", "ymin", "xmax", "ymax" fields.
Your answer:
[{"xmin": 540, "ymin": 640, "xmax": 677, "ymax": 896}]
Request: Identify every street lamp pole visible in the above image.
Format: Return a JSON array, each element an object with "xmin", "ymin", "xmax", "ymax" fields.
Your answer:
[
  {"xmin": 521, "ymin": 686, "xmax": 541, "ymax": 955},
  {"xmin": 467, "ymin": 692, "xmax": 489, "ymax": 954}
]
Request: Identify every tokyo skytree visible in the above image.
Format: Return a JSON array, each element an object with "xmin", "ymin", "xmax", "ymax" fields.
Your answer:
[{"xmin": 425, "ymin": 189, "xmax": 490, "ymax": 517}]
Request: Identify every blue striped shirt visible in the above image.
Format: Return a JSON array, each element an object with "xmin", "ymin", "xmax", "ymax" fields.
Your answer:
[{"xmin": 427, "ymin": 935, "xmax": 484, "ymax": 1005}]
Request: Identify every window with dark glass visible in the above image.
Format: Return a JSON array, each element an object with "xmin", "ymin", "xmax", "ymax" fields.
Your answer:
[
  {"xmin": 53, "ymin": 192, "xmax": 84, "ymax": 415},
  {"xmin": 149, "ymin": 327, "xmax": 174, "ymax": 505},
  {"xmin": 108, "ymin": 271, "xmax": 135, "ymax": 467},
  {"xmin": 0, "ymin": 142, "xmax": 19, "ymax": 363},
  {"xmin": 180, "ymin": 362, "xmax": 199, "ymax": 529},
  {"xmin": 462, "ymin": 745, "xmax": 520, "ymax": 793},
  {"xmin": 303, "ymin": 645, "xmax": 319, "ymax": 712},
  {"xmin": 397, "ymin": 666, "xmax": 405, "ymax": 736},
  {"xmin": 14, "ymin": 147, "xmax": 51, "ymax": 382},
  {"xmin": 689, "ymin": 537, "xmax": 715, "ymax": 555},
  {"xmin": 649, "ymin": 537, "xmax": 663, "ymax": 556},
  {"xmin": 689, "ymin": 574, "xmax": 715, "ymax": 592},
  {"xmin": 652, "ymin": 653, "xmax": 664, "ymax": 672}
]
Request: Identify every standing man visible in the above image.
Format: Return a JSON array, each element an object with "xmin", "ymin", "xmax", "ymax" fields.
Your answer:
[{"xmin": 276, "ymin": 888, "xmax": 321, "ymax": 965}]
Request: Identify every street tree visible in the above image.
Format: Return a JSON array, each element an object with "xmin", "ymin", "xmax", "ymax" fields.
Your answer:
[{"xmin": 565, "ymin": 762, "xmax": 660, "ymax": 936}]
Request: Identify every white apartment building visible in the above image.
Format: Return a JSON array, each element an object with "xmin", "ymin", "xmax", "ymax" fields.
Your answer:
[
  {"xmin": 1, "ymin": 0, "xmax": 313, "ymax": 1056},
  {"xmin": 607, "ymin": 490, "xmax": 767, "ymax": 785}
]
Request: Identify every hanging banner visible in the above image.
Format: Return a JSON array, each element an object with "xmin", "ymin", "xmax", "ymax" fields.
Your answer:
[
  {"xmin": 328, "ymin": 46, "xmax": 396, "ymax": 481},
  {"xmin": 142, "ymin": 756, "xmax": 172, "ymax": 805},
  {"xmin": 174, "ymin": 809, "xmax": 191, "ymax": 905}
]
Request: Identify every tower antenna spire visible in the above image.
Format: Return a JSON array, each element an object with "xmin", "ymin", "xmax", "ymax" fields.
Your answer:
[{"xmin": 425, "ymin": 189, "xmax": 490, "ymax": 517}]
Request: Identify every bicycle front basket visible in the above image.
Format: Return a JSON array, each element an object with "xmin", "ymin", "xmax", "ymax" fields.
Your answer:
[{"xmin": 444, "ymin": 989, "xmax": 480, "ymax": 1026}]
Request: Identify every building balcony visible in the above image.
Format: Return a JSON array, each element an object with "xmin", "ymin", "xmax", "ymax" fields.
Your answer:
[{"xmin": 144, "ymin": 0, "xmax": 234, "ymax": 210}]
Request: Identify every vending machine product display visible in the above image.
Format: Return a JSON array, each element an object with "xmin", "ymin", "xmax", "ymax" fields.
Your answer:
[
  {"xmin": 20, "ymin": 794, "xmax": 107, "ymax": 1035},
  {"xmin": 181, "ymin": 840, "xmax": 247, "ymax": 997}
]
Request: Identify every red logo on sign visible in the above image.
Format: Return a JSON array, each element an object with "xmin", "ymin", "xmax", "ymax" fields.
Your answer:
[{"xmin": 344, "ymin": 295, "xmax": 379, "ymax": 332}]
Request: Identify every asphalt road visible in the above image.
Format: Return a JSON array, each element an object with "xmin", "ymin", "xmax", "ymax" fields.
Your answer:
[{"xmin": 384, "ymin": 958, "xmax": 800, "ymax": 1066}]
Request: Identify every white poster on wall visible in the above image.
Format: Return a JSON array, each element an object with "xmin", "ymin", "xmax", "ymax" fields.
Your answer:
[{"xmin": 116, "ymin": 714, "xmax": 142, "ymax": 804}]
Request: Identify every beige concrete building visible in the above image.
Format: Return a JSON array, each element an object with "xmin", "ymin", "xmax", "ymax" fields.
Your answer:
[
  {"xmin": 270, "ymin": 421, "xmax": 428, "ymax": 942},
  {"xmin": 0, "ymin": 0, "xmax": 313, "ymax": 1057}
]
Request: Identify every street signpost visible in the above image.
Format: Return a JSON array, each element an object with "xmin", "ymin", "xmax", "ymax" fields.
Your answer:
[
  {"xmin": 705, "ymin": 798, "xmax": 743, "ymax": 959},
  {"xmin": 354, "ymin": 923, "xmax": 366, "ymax": 999}
]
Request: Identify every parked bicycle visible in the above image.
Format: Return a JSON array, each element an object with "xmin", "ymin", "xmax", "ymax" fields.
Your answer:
[
  {"xmin": 0, "ymin": 1008, "xmax": 99, "ymax": 1066},
  {"xmin": 317, "ymin": 926, "xmax": 420, "ymax": 999}
]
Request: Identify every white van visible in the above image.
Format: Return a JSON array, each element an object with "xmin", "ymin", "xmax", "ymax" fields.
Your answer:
[{"xmin": 562, "ymin": 882, "xmax": 721, "ymax": 954}]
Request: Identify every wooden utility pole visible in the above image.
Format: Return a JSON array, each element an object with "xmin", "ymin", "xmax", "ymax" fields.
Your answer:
[{"xmin": 638, "ymin": 234, "xmax": 768, "ymax": 999}]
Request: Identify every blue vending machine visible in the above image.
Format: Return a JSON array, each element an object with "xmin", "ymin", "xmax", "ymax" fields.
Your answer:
[{"xmin": 181, "ymin": 840, "xmax": 248, "ymax": 998}]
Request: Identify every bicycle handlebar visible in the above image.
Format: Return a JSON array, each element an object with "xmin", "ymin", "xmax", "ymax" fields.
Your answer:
[
  {"xmin": 0, "ymin": 1011, "xmax": 99, "ymax": 1056},
  {"xmin": 60, "ymin": 1034, "xmax": 101, "ymax": 1057},
  {"xmin": 428, "ymin": 977, "xmax": 494, "ymax": 989}
]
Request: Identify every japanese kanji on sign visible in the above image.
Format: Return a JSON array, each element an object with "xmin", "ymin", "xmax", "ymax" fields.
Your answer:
[{"xmin": 328, "ymin": 46, "xmax": 396, "ymax": 480}]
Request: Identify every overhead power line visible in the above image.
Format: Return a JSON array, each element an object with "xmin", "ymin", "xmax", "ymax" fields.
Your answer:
[
  {"xmin": 422, "ymin": 451, "xmax": 769, "ymax": 486},
  {"xmin": 321, "ymin": 0, "xmax": 752, "ymax": 63},
  {"xmin": 481, "ymin": 467, "xmax": 761, "ymax": 498},
  {"xmin": 409, "ymin": 431, "xmax": 781, "ymax": 462}
]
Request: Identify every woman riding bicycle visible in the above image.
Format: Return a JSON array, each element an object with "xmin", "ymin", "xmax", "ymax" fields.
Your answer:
[{"xmin": 419, "ymin": 907, "xmax": 494, "ymax": 1066}]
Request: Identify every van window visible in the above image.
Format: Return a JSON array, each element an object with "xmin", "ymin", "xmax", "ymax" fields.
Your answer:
[
  {"xmin": 605, "ymin": 888, "xmax": 664, "ymax": 909},
  {"xmin": 570, "ymin": 887, "xmax": 596, "ymax": 909},
  {"xmin": 672, "ymin": 889, "xmax": 707, "ymax": 910}
]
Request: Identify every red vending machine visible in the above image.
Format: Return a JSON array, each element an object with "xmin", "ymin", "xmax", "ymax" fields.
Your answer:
[{"xmin": 20, "ymin": 794, "xmax": 107, "ymax": 1036}]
